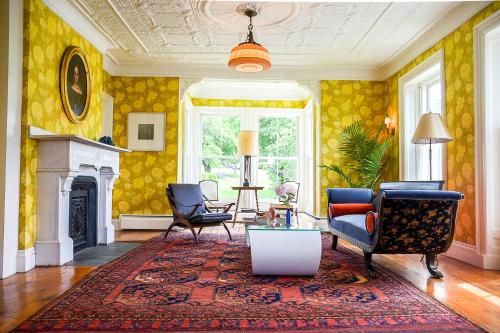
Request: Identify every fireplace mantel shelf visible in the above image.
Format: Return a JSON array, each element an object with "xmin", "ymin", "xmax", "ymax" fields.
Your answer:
[{"xmin": 29, "ymin": 125, "xmax": 130, "ymax": 153}]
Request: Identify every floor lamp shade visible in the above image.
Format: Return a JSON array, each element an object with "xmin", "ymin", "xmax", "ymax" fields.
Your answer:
[
  {"xmin": 238, "ymin": 130, "xmax": 259, "ymax": 156},
  {"xmin": 238, "ymin": 130, "xmax": 259, "ymax": 187},
  {"xmin": 411, "ymin": 113, "xmax": 452, "ymax": 180},
  {"xmin": 411, "ymin": 113, "xmax": 452, "ymax": 144}
]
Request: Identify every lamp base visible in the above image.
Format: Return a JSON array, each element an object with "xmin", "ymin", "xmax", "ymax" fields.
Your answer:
[{"xmin": 242, "ymin": 181, "xmax": 250, "ymax": 187}]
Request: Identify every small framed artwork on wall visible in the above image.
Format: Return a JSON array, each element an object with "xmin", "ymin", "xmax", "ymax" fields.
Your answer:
[{"xmin": 127, "ymin": 112, "xmax": 165, "ymax": 151}]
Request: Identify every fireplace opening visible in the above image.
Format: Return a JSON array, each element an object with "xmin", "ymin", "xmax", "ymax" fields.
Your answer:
[{"xmin": 70, "ymin": 176, "xmax": 98, "ymax": 253}]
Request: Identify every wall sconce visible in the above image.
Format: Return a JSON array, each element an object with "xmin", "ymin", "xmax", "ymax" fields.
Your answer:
[{"xmin": 384, "ymin": 116, "xmax": 395, "ymax": 136}]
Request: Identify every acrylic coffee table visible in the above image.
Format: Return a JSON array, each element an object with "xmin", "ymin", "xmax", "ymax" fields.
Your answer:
[{"xmin": 245, "ymin": 217, "xmax": 324, "ymax": 276}]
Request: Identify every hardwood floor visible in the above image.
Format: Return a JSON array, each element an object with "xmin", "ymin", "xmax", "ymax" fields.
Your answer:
[{"xmin": 1, "ymin": 228, "xmax": 499, "ymax": 333}]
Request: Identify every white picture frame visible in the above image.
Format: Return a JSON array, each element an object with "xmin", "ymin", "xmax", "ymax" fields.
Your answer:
[{"xmin": 127, "ymin": 112, "xmax": 165, "ymax": 151}]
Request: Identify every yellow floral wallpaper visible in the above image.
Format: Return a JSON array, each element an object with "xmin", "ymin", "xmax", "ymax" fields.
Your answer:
[
  {"xmin": 19, "ymin": 0, "xmax": 103, "ymax": 249},
  {"xmin": 107, "ymin": 77, "xmax": 179, "ymax": 218},
  {"xmin": 320, "ymin": 80, "xmax": 391, "ymax": 215},
  {"xmin": 191, "ymin": 98, "xmax": 307, "ymax": 108},
  {"xmin": 386, "ymin": 3, "xmax": 500, "ymax": 245},
  {"xmin": 103, "ymin": 70, "xmax": 113, "ymax": 96}
]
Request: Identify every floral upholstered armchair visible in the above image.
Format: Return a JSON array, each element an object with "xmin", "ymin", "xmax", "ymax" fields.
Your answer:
[{"xmin": 327, "ymin": 183, "xmax": 463, "ymax": 279}]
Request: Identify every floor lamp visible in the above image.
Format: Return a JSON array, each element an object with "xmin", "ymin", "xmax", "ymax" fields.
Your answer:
[
  {"xmin": 238, "ymin": 130, "xmax": 259, "ymax": 187},
  {"xmin": 411, "ymin": 112, "xmax": 453, "ymax": 180}
]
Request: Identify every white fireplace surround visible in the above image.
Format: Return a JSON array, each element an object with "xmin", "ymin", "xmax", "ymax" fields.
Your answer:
[{"xmin": 29, "ymin": 126, "xmax": 129, "ymax": 266}]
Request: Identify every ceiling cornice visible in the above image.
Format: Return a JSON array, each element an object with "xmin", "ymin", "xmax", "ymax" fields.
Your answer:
[
  {"xmin": 379, "ymin": 1, "xmax": 491, "ymax": 79},
  {"xmin": 103, "ymin": 59, "xmax": 385, "ymax": 81},
  {"xmin": 48, "ymin": 0, "xmax": 491, "ymax": 82}
]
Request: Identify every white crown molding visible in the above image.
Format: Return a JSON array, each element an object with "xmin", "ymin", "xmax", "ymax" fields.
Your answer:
[
  {"xmin": 103, "ymin": 54, "xmax": 121, "ymax": 76},
  {"xmin": 106, "ymin": 63, "xmax": 384, "ymax": 81},
  {"xmin": 380, "ymin": 1, "xmax": 491, "ymax": 79},
  {"xmin": 41, "ymin": 0, "xmax": 116, "ymax": 53}
]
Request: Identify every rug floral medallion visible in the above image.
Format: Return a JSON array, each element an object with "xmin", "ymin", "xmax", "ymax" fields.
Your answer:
[{"xmin": 16, "ymin": 233, "xmax": 482, "ymax": 332}]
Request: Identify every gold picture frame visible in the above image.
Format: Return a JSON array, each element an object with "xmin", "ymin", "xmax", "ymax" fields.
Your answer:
[{"xmin": 60, "ymin": 46, "xmax": 91, "ymax": 123}]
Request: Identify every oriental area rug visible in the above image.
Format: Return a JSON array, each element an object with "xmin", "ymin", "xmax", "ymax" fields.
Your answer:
[{"xmin": 16, "ymin": 233, "xmax": 482, "ymax": 332}]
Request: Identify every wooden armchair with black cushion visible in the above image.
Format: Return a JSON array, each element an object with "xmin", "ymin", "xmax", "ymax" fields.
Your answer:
[{"xmin": 165, "ymin": 184, "xmax": 234, "ymax": 243}]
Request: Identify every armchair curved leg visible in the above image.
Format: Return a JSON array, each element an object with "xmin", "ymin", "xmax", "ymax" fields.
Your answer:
[
  {"xmin": 222, "ymin": 222, "xmax": 232, "ymax": 240},
  {"xmin": 177, "ymin": 219, "xmax": 198, "ymax": 244},
  {"xmin": 363, "ymin": 251, "xmax": 378, "ymax": 278},
  {"xmin": 198, "ymin": 227, "xmax": 203, "ymax": 235},
  {"xmin": 187, "ymin": 224, "xmax": 198, "ymax": 244},
  {"xmin": 425, "ymin": 253, "xmax": 444, "ymax": 279},
  {"xmin": 331, "ymin": 234, "xmax": 338, "ymax": 250},
  {"xmin": 164, "ymin": 222, "xmax": 178, "ymax": 240}
]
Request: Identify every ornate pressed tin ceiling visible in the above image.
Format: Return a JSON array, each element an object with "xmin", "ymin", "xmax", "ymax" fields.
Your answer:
[{"xmin": 69, "ymin": 0, "xmax": 460, "ymax": 77}]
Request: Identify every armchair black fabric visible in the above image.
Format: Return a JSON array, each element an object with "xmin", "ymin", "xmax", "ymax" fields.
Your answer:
[
  {"xmin": 327, "ymin": 182, "xmax": 464, "ymax": 279},
  {"xmin": 165, "ymin": 184, "xmax": 234, "ymax": 243}
]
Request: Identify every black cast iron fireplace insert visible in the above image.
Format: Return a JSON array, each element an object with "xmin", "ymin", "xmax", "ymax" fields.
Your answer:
[{"xmin": 69, "ymin": 176, "xmax": 97, "ymax": 253}]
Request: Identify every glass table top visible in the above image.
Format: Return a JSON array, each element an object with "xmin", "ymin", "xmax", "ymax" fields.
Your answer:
[{"xmin": 246, "ymin": 215, "xmax": 327, "ymax": 232}]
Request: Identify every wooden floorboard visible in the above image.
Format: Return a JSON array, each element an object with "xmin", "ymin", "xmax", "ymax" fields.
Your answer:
[{"xmin": 1, "ymin": 228, "xmax": 499, "ymax": 333}]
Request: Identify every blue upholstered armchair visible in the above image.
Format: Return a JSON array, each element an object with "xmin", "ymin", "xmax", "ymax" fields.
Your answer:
[
  {"xmin": 165, "ymin": 184, "xmax": 234, "ymax": 243},
  {"xmin": 327, "ymin": 182, "xmax": 463, "ymax": 278}
]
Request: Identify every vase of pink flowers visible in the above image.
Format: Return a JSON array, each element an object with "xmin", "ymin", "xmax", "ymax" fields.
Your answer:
[{"xmin": 275, "ymin": 183, "xmax": 296, "ymax": 227}]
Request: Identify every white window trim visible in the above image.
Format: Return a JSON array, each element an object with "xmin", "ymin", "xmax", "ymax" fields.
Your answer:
[
  {"xmin": 184, "ymin": 105, "xmax": 313, "ymax": 211},
  {"xmin": 472, "ymin": 10, "xmax": 500, "ymax": 269},
  {"xmin": 398, "ymin": 49, "xmax": 447, "ymax": 182}
]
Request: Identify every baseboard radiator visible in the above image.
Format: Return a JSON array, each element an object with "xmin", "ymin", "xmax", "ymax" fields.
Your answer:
[{"xmin": 118, "ymin": 214, "xmax": 174, "ymax": 230}]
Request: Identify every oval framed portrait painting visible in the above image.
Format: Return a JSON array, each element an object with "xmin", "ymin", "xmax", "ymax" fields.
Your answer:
[{"xmin": 60, "ymin": 46, "xmax": 91, "ymax": 123}]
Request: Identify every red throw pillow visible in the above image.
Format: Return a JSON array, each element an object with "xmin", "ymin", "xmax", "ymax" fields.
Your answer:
[
  {"xmin": 365, "ymin": 211, "xmax": 378, "ymax": 234},
  {"xmin": 330, "ymin": 203, "xmax": 374, "ymax": 217}
]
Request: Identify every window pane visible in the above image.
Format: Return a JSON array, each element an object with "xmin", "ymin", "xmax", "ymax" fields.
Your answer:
[
  {"xmin": 201, "ymin": 115, "xmax": 240, "ymax": 157},
  {"xmin": 258, "ymin": 158, "xmax": 298, "ymax": 199},
  {"xmin": 415, "ymin": 144, "xmax": 443, "ymax": 180},
  {"xmin": 201, "ymin": 157, "xmax": 240, "ymax": 199},
  {"xmin": 428, "ymin": 81, "xmax": 441, "ymax": 114},
  {"xmin": 258, "ymin": 117, "xmax": 297, "ymax": 157}
]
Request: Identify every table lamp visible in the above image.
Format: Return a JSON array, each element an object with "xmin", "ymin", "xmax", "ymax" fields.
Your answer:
[
  {"xmin": 238, "ymin": 130, "xmax": 259, "ymax": 187},
  {"xmin": 411, "ymin": 112, "xmax": 452, "ymax": 180}
]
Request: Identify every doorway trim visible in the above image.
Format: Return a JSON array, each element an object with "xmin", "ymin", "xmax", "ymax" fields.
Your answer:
[{"xmin": 473, "ymin": 10, "xmax": 500, "ymax": 269}]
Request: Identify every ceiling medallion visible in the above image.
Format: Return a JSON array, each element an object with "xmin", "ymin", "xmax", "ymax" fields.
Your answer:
[{"xmin": 228, "ymin": 6, "xmax": 271, "ymax": 73}]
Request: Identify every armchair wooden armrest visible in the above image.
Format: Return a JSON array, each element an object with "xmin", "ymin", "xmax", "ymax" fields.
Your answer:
[
  {"xmin": 205, "ymin": 202, "xmax": 234, "ymax": 213},
  {"xmin": 223, "ymin": 203, "xmax": 235, "ymax": 213}
]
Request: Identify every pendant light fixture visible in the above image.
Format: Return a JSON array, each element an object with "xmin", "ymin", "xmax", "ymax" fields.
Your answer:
[{"xmin": 228, "ymin": 8, "xmax": 271, "ymax": 73}]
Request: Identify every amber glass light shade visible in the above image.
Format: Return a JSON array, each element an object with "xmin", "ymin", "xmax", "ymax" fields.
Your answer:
[{"xmin": 228, "ymin": 43, "xmax": 271, "ymax": 73}]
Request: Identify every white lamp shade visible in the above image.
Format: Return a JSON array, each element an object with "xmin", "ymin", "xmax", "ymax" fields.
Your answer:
[
  {"xmin": 412, "ymin": 113, "xmax": 453, "ymax": 144},
  {"xmin": 238, "ymin": 130, "xmax": 259, "ymax": 156}
]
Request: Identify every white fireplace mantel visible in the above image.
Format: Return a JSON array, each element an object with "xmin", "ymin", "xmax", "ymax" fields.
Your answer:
[{"xmin": 29, "ymin": 126, "xmax": 130, "ymax": 266}]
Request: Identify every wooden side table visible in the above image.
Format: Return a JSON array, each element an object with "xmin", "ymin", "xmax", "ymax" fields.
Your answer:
[{"xmin": 231, "ymin": 186, "xmax": 264, "ymax": 223}]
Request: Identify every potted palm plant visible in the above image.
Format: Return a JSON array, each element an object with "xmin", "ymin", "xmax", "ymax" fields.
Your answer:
[{"xmin": 320, "ymin": 121, "xmax": 391, "ymax": 189}]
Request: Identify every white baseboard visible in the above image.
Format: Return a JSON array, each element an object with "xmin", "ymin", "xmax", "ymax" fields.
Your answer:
[
  {"xmin": 119, "ymin": 214, "xmax": 173, "ymax": 230},
  {"xmin": 445, "ymin": 241, "xmax": 500, "ymax": 270},
  {"xmin": 445, "ymin": 241, "xmax": 484, "ymax": 268},
  {"xmin": 112, "ymin": 218, "xmax": 121, "ymax": 230},
  {"xmin": 481, "ymin": 253, "xmax": 500, "ymax": 270},
  {"xmin": 16, "ymin": 247, "xmax": 36, "ymax": 272}
]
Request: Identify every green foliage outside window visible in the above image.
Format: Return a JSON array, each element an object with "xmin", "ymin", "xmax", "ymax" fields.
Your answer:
[{"xmin": 200, "ymin": 115, "xmax": 299, "ymax": 199}]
